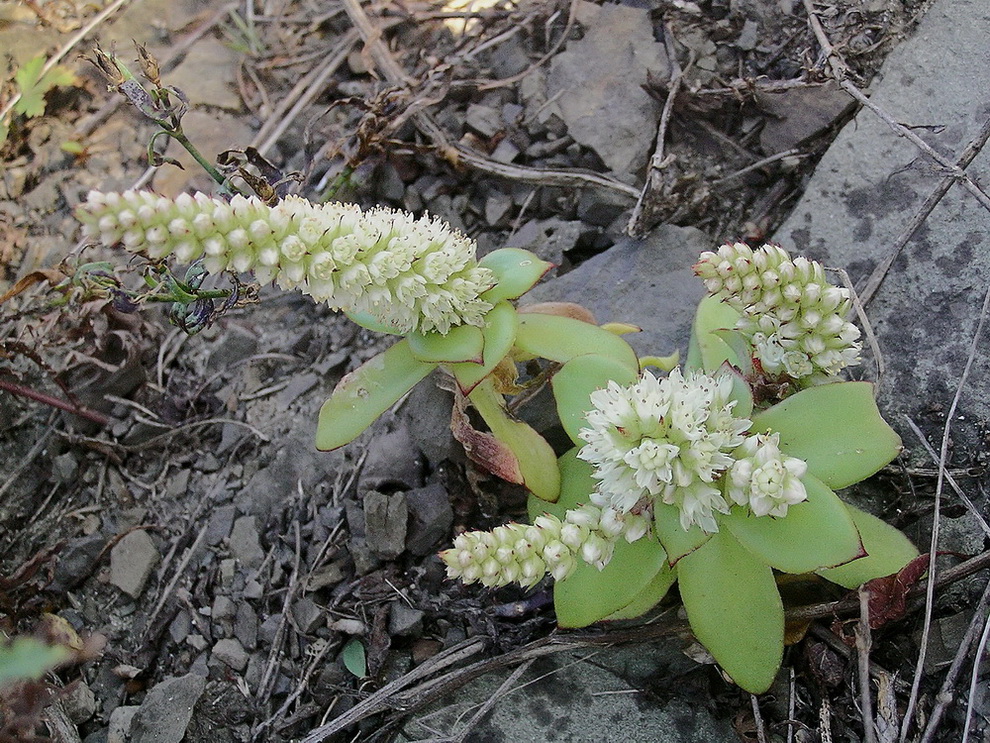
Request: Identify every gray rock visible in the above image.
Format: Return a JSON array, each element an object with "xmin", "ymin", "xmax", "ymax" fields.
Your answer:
[
  {"xmin": 402, "ymin": 371, "xmax": 458, "ymax": 466},
  {"xmin": 504, "ymin": 218, "xmax": 586, "ymax": 267},
  {"xmin": 259, "ymin": 615, "xmax": 281, "ymax": 646},
  {"xmin": 62, "ymin": 679, "xmax": 97, "ymax": 724},
  {"xmin": 404, "ymin": 483, "xmax": 454, "ymax": 556},
  {"xmin": 107, "ymin": 705, "xmax": 140, "ymax": 743},
  {"xmin": 465, "ymin": 103, "xmax": 503, "ymax": 139},
  {"xmin": 169, "ymin": 610, "xmax": 192, "ymax": 645},
  {"xmin": 229, "ymin": 516, "xmax": 265, "ymax": 568},
  {"xmin": 404, "ymin": 645, "xmax": 733, "ymax": 742},
  {"xmin": 364, "ymin": 490, "xmax": 408, "ymax": 559},
  {"xmin": 234, "ymin": 602, "xmax": 259, "ymax": 650},
  {"xmin": 207, "ymin": 323, "xmax": 258, "ymax": 372},
  {"xmin": 52, "ymin": 452, "xmax": 78, "ymax": 483},
  {"xmin": 388, "ymin": 603, "xmax": 425, "ymax": 637},
  {"xmin": 109, "ymin": 530, "xmax": 160, "ymax": 598},
  {"xmin": 206, "ymin": 504, "xmax": 236, "ymax": 546},
  {"xmin": 236, "ymin": 430, "xmax": 347, "ymax": 518},
  {"xmin": 547, "ymin": 4, "xmax": 667, "ymax": 175},
  {"xmin": 211, "ymin": 639, "xmax": 248, "ymax": 672},
  {"xmin": 52, "ymin": 534, "xmax": 105, "ymax": 591},
  {"xmin": 524, "ymin": 224, "xmax": 713, "ymax": 360},
  {"xmin": 130, "ymin": 675, "xmax": 205, "ymax": 743},
  {"xmin": 773, "ymin": 0, "xmax": 990, "ymax": 461},
  {"xmin": 292, "ymin": 597, "xmax": 325, "ymax": 634},
  {"xmin": 212, "ymin": 595, "xmax": 236, "ymax": 622},
  {"xmin": 358, "ymin": 421, "xmax": 423, "ymax": 493}
]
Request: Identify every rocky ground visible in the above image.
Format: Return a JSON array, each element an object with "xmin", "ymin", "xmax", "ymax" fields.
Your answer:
[{"xmin": 2, "ymin": 0, "xmax": 988, "ymax": 741}]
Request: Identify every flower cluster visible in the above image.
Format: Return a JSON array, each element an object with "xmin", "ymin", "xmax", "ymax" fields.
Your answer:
[
  {"xmin": 577, "ymin": 369, "xmax": 750, "ymax": 533},
  {"xmin": 440, "ymin": 504, "xmax": 650, "ymax": 588},
  {"xmin": 726, "ymin": 432, "xmax": 807, "ymax": 518},
  {"xmin": 693, "ymin": 243, "xmax": 861, "ymax": 378},
  {"xmin": 76, "ymin": 190, "xmax": 497, "ymax": 335}
]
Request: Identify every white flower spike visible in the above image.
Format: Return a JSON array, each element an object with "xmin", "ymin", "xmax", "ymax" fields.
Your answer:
[
  {"xmin": 77, "ymin": 190, "xmax": 496, "ymax": 335},
  {"xmin": 694, "ymin": 243, "xmax": 861, "ymax": 379}
]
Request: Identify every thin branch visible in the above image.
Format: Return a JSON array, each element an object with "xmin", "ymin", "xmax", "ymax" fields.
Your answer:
[
  {"xmin": 0, "ymin": 377, "xmax": 109, "ymax": 426},
  {"xmin": 857, "ymin": 587, "xmax": 876, "ymax": 743}
]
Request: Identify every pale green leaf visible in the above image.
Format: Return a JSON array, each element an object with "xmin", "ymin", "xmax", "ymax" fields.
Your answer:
[
  {"xmin": 721, "ymin": 474, "xmax": 862, "ymax": 574},
  {"xmin": 0, "ymin": 638, "xmax": 70, "ymax": 687},
  {"xmin": 479, "ymin": 248, "xmax": 553, "ymax": 302},
  {"xmin": 750, "ymin": 382, "xmax": 902, "ymax": 489},
  {"xmin": 601, "ymin": 562, "xmax": 677, "ymax": 621},
  {"xmin": 527, "ymin": 450, "xmax": 673, "ymax": 627},
  {"xmin": 653, "ymin": 502, "xmax": 711, "ymax": 564},
  {"xmin": 686, "ymin": 294, "xmax": 742, "ymax": 372},
  {"xmin": 343, "ymin": 309, "xmax": 404, "ymax": 335},
  {"xmin": 469, "ymin": 378, "xmax": 559, "ymax": 502},
  {"xmin": 449, "ymin": 300, "xmax": 517, "ymax": 393},
  {"xmin": 678, "ymin": 529, "xmax": 784, "ymax": 694},
  {"xmin": 408, "ymin": 323, "xmax": 485, "ymax": 363},
  {"xmin": 13, "ymin": 54, "xmax": 80, "ymax": 118},
  {"xmin": 550, "ymin": 354, "xmax": 639, "ymax": 446},
  {"xmin": 817, "ymin": 503, "xmax": 919, "ymax": 589},
  {"xmin": 514, "ymin": 313, "xmax": 639, "ymax": 375},
  {"xmin": 316, "ymin": 340, "xmax": 436, "ymax": 450},
  {"xmin": 341, "ymin": 638, "xmax": 367, "ymax": 678}
]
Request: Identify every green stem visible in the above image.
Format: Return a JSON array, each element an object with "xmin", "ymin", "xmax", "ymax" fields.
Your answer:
[{"xmin": 164, "ymin": 129, "xmax": 233, "ymax": 194}]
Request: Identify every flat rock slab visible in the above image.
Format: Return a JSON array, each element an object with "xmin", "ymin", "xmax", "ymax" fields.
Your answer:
[
  {"xmin": 109, "ymin": 529, "xmax": 160, "ymax": 598},
  {"xmin": 774, "ymin": 0, "xmax": 990, "ymax": 456},
  {"xmin": 548, "ymin": 3, "xmax": 667, "ymax": 175},
  {"xmin": 401, "ymin": 644, "xmax": 731, "ymax": 742},
  {"xmin": 524, "ymin": 224, "xmax": 713, "ymax": 360},
  {"xmin": 130, "ymin": 674, "xmax": 205, "ymax": 743}
]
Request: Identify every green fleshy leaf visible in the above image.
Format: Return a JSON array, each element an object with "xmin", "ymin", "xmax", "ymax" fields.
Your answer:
[
  {"xmin": 678, "ymin": 529, "xmax": 784, "ymax": 694},
  {"xmin": 528, "ymin": 448, "xmax": 592, "ymax": 521},
  {"xmin": 554, "ymin": 536, "xmax": 671, "ymax": 628},
  {"xmin": 686, "ymin": 294, "xmax": 742, "ymax": 372},
  {"xmin": 344, "ymin": 309, "xmax": 405, "ymax": 335},
  {"xmin": 601, "ymin": 562, "xmax": 677, "ymax": 621},
  {"xmin": 817, "ymin": 504, "xmax": 919, "ymax": 589},
  {"xmin": 721, "ymin": 474, "xmax": 863, "ymax": 574},
  {"xmin": 551, "ymin": 354, "xmax": 639, "ymax": 446},
  {"xmin": 528, "ymin": 450, "xmax": 672, "ymax": 627},
  {"xmin": 408, "ymin": 324, "xmax": 485, "ymax": 364},
  {"xmin": 718, "ymin": 361, "xmax": 754, "ymax": 419},
  {"xmin": 750, "ymin": 382, "xmax": 902, "ymax": 489},
  {"xmin": 316, "ymin": 340, "xmax": 436, "ymax": 450},
  {"xmin": 515, "ymin": 313, "xmax": 639, "ymax": 375},
  {"xmin": 341, "ymin": 638, "xmax": 367, "ymax": 678},
  {"xmin": 469, "ymin": 378, "xmax": 560, "ymax": 502},
  {"xmin": 450, "ymin": 300, "xmax": 517, "ymax": 393},
  {"xmin": 0, "ymin": 638, "xmax": 71, "ymax": 687},
  {"xmin": 712, "ymin": 329, "xmax": 753, "ymax": 377},
  {"xmin": 479, "ymin": 248, "xmax": 553, "ymax": 302},
  {"xmin": 653, "ymin": 502, "xmax": 711, "ymax": 564}
]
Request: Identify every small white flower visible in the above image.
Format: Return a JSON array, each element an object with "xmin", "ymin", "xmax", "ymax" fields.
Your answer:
[
  {"xmin": 577, "ymin": 368, "xmax": 750, "ymax": 533},
  {"xmin": 727, "ymin": 432, "xmax": 808, "ymax": 518}
]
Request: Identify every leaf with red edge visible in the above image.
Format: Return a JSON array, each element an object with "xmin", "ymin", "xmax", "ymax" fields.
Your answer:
[{"xmin": 865, "ymin": 554, "xmax": 930, "ymax": 629}]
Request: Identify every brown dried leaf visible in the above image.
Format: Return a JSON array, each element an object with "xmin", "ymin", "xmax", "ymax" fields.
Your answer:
[
  {"xmin": 449, "ymin": 390, "xmax": 524, "ymax": 485},
  {"xmin": 0, "ymin": 270, "xmax": 65, "ymax": 305},
  {"xmin": 865, "ymin": 554, "xmax": 930, "ymax": 629}
]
